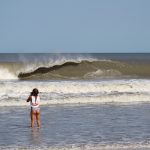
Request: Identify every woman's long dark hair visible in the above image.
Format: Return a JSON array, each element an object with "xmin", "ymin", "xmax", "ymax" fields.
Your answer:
[{"xmin": 31, "ymin": 88, "xmax": 39, "ymax": 96}]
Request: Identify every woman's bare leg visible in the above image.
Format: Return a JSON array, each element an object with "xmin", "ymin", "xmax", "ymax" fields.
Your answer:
[
  {"xmin": 36, "ymin": 111, "xmax": 41, "ymax": 128},
  {"xmin": 31, "ymin": 112, "xmax": 35, "ymax": 128},
  {"xmin": 30, "ymin": 110, "xmax": 32, "ymax": 127}
]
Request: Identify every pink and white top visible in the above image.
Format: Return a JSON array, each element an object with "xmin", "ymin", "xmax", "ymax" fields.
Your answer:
[{"xmin": 30, "ymin": 96, "xmax": 40, "ymax": 108}]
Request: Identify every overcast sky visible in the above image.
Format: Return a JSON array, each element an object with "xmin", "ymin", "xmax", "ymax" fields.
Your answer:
[{"xmin": 0, "ymin": 0, "xmax": 150, "ymax": 53}]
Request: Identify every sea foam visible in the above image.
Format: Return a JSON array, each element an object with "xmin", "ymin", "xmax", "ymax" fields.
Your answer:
[{"xmin": 0, "ymin": 79, "xmax": 150, "ymax": 106}]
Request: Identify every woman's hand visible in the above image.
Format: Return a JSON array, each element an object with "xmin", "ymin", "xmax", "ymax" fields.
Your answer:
[{"xmin": 31, "ymin": 103, "xmax": 39, "ymax": 106}]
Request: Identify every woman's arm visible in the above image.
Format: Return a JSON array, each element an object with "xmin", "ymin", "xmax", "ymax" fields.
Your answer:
[{"xmin": 26, "ymin": 96, "xmax": 31, "ymax": 102}]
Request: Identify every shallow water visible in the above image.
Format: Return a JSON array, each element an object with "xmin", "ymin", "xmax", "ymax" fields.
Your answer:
[{"xmin": 1, "ymin": 104, "xmax": 150, "ymax": 149}]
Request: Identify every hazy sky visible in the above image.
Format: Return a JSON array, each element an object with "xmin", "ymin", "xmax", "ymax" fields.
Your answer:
[{"xmin": 0, "ymin": 0, "xmax": 150, "ymax": 53}]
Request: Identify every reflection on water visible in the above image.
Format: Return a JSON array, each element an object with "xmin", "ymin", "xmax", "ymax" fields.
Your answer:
[
  {"xmin": 1, "ymin": 104, "xmax": 150, "ymax": 149},
  {"xmin": 30, "ymin": 128, "xmax": 42, "ymax": 145}
]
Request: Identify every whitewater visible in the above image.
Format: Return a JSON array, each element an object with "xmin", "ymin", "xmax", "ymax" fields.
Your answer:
[{"xmin": 0, "ymin": 79, "xmax": 150, "ymax": 106}]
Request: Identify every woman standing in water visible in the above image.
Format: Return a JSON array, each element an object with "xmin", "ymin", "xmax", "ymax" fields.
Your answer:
[{"xmin": 27, "ymin": 88, "xmax": 41, "ymax": 128}]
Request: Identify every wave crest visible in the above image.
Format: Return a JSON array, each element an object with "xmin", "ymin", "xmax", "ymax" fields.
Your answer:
[{"xmin": 0, "ymin": 58, "xmax": 150, "ymax": 80}]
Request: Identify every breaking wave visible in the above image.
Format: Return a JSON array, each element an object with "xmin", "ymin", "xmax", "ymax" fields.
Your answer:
[
  {"xmin": 18, "ymin": 60, "xmax": 124, "ymax": 80},
  {"xmin": 0, "ymin": 53, "xmax": 150, "ymax": 80},
  {"xmin": 0, "ymin": 60, "xmax": 150, "ymax": 80}
]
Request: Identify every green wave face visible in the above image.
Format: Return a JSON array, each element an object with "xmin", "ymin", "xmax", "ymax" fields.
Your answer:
[
  {"xmin": 18, "ymin": 60, "xmax": 150, "ymax": 80},
  {"xmin": 1, "ymin": 59, "xmax": 150, "ymax": 80}
]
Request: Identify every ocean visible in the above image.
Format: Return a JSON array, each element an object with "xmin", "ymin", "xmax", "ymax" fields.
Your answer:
[{"xmin": 0, "ymin": 53, "xmax": 150, "ymax": 150}]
